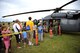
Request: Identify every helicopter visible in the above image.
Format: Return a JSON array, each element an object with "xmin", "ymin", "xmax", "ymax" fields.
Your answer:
[{"xmin": 2, "ymin": 0, "xmax": 80, "ymax": 32}]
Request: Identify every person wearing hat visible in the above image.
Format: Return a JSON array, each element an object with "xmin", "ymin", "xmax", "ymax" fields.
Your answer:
[{"xmin": 26, "ymin": 17, "xmax": 34, "ymax": 45}]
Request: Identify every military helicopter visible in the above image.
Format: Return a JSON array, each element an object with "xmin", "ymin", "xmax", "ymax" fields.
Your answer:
[{"xmin": 2, "ymin": 0, "xmax": 80, "ymax": 32}]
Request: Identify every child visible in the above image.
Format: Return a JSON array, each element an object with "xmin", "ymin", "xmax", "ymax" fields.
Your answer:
[
  {"xmin": 49, "ymin": 26, "xmax": 53, "ymax": 38},
  {"xmin": 22, "ymin": 29, "xmax": 28, "ymax": 47},
  {"xmin": 38, "ymin": 23, "xmax": 43, "ymax": 41},
  {"xmin": 1, "ymin": 25, "xmax": 11, "ymax": 53}
]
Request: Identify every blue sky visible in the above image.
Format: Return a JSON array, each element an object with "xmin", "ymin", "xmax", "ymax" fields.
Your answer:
[{"xmin": 0, "ymin": 0, "xmax": 80, "ymax": 22}]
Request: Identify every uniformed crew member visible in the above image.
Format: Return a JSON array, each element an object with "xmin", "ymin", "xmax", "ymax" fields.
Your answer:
[{"xmin": 54, "ymin": 20, "xmax": 58, "ymax": 36}]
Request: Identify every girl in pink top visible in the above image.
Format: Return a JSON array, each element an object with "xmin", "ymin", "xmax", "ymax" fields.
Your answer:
[{"xmin": 2, "ymin": 26, "xmax": 10, "ymax": 53}]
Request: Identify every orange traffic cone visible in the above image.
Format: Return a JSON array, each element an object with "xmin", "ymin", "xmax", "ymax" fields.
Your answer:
[
  {"xmin": 34, "ymin": 30, "xmax": 39, "ymax": 46},
  {"xmin": 58, "ymin": 25, "xmax": 61, "ymax": 35},
  {"xmin": 36, "ymin": 32, "xmax": 38, "ymax": 45},
  {"xmin": 49, "ymin": 29, "xmax": 53, "ymax": 38}
]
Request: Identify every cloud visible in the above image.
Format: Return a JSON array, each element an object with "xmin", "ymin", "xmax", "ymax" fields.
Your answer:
[{"xmin": 0, "ymin": 0, "xmax": 80, "ymax": 22}]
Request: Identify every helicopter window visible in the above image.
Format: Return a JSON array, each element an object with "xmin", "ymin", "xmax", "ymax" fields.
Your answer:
[{"xmin": 61, "ymin": 19, "xmax": 67, "ymax": 24}]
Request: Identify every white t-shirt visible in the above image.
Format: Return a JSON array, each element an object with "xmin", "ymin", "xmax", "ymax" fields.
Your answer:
[{"xmin": 13, "ymin": 23, "xmax": 20, "ymax": 32}]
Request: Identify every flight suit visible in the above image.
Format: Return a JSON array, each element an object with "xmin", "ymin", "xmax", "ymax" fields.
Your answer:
[{"xmin": 54, "ymin": 21, "xmax": 58, "ymax": 36}]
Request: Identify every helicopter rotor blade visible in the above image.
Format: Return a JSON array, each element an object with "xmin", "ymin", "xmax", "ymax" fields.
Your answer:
[
  {"xmin": 2, "ymin": 0, "xmax": 78, "ymax": 18},
  {"xmin": 53, "ymin": 0, "xmax": 77, "ymax": 13},
  {"xmin": 61, "ymin": 9, "xmax": 80, "ymax": 11},
  {"xmin": 60, "ymin": 0, "xmax": 77, "ymax": 9},
  {"xmin": 2, "ymin": 9, "xmax": 55, "ymax": 18}
]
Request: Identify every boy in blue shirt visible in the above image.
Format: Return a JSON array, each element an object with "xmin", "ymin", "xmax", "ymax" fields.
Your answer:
[
  {"xmin": 22, "ymin": 29, "xmax": 28, "ymax": 47},
  {"xmin": 38, "ymin": 23, "xmax": 43, "ymax": 41}
]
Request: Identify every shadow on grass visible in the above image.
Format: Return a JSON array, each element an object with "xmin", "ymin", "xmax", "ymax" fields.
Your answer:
[{"xmin": 63, "ymin": 32, "xmax": 80, "ymax": 36}]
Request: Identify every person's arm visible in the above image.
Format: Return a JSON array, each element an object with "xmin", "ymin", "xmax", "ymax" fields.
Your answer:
[
  {"xmin": 32, "ymin": 22, "xmax": 34, "ymax": 26},
  {"xmin": 26, "ymin": 21, "xmax": 28, "ymax": 26},
  {"xmin": 31, "ymin": 21, "xmax": 34, "ymax": 31}
]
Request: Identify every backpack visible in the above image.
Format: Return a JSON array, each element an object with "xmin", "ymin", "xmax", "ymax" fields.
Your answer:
[{"xmin": 26, "ymin": 25, "xmax": 30, "ymax": 30}]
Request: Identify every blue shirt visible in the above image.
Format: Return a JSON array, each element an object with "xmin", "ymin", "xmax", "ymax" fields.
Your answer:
[
  {"xmin": 22, "ymin": 31, "xmax": 27, "ymax": 38},
  {"xmin": 38, "ymin": 26, "xmax": 43, "ymax": 33}
]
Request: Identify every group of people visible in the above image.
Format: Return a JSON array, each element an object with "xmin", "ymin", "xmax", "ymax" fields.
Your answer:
[
  {"xmin": 0, "ymin": 17, "xmax": 44, "ymax": 53},
  {"xmin": 49, "ymin": 20, "xmax": 61, "ymax": 37},
  {"xmin": 0, "ymin": 16, "xmax": 61, "ymax": 53},
  {"xmin": 13, "ymin": 17, "xmax": 44, "ymax": 47}
]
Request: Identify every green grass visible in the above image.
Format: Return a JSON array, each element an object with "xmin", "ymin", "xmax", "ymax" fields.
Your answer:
[
  {"xmin": 11, "ymin": 33, "xmax": 80, "ymax": 53},
  {"xmin": 1, "ymin": 22, "xmax": 80, "ymax": 53}
]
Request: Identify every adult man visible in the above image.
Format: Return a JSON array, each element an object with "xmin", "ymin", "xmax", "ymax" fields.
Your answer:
[
  {"xmin": 26, "ymin": 17, "xmax": 34, "ymax": 45},
  {"xmin": 54, "ymin": 20, "xmax": 58, "ymax": 36},
  {"xmin": 13, "ymin": 20, "xmax": 21, "ymax": 48}
]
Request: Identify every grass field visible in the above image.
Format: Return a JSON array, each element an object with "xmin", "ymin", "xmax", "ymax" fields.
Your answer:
[
  {"xmin": 0, "ymin": 22, "xmax": 80, "ymax": 53},
  {"xmin": 10, "ymin": 33, "xmax": 80, "ymax": 53}
]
